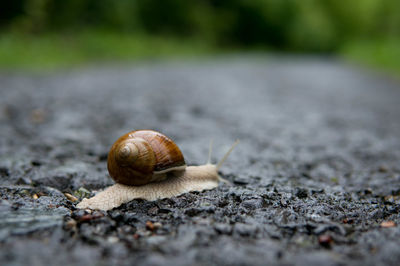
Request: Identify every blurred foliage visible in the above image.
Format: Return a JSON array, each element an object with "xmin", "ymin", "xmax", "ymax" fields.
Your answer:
[
  {"xmin": 0, "ymin": 31, "xmax": 214, "ymax": 70},
  {"xmin": 341, "ymin": 38, "xmax": 400, "ymax": 75},
  {"xmin": 1, "ymin": 0, "xmax": 400, "ymax": 71}
]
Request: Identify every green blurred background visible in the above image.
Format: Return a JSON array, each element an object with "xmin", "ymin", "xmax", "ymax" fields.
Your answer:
[{"xmin": 1, "ymin": 0, "xmax": 400, "ymax": 74}]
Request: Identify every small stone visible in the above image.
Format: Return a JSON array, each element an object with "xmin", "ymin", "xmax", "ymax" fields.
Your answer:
[
  {"xmin": 318, "ymin": 234, "xmax": 333, "ymax": 248},
  {"xmin": 0, "ymin": 167, "xmax": 9, "ymax": 177},
  {"xmin": 107, "ymin": 236, "xmax": 119, "ymax": 244},
  {"xmin": 342, "ymin": 218, "xmax": 354, "ymax": 224},
  {"xmin": 98, "ymin": 153, "xmax": 108, "ymax": 161},
  {"xmin": 158, "ymin": 208, "xmax": 172, "ymax": 214},
  {"xmin": 153, "ymin": 222, "xmax": 162, "ymax": 229},
  {"xmin": 79, "ymin": 215, "xmax": 94, "ymax": 222},
  {"xmin": 185, "ymin": 208, "xmax": 202, "ymax": 217},
  {"xmin": 214, "ymin": 223, "xmax": 232, "ymax": 235},
  {"xmin": 117, "ymin": 225, "xmax": 135, "ymax": 236},
  {"xmin": 16, "ymin": 177, "xmax": 31, "ymax": 185},
  {"xmin": 380, "ymin": 221, "xmax": 396, "ymax": 228},
  {"xmin": 378, "ymin": 165, "xmax": 388, "ymax": 173},
  {"xmin": 110, "ymin": 211, "xmax": 124, "ymax": 222},
  {"xmin": 241, "ymin": 199, "xmax": 263, "ymax": 210},
  {"xmin": 65, "ymin": 219, "xmax": 77, "ymax": 230},
  {"xmin": 37, "ymin": 192, "xmax": 46, "ymax": 197},
  {"xmin": 295, "ymin": 188, "xmax": 308, "ymax": 199},
  {"xmin": 76, "ymin": 187, "xmax": 91, "ymax": 198},
  {"xmin": 364, "ymin": 188, "xmax": 373, "ymax": 194},
  {"xmin": 64, "ymin": 193, "xmax": 78, "ymax": 202},
  {"xmin": 233, "ymin": 176, "xmax": 249, "ymax": 185},
  {"xmin": 370, "ymin": 209, "xmax": 384, "ymax": 219},
  {"xmin": 123, "ymin": 212, "xmax": 139, "ymax": 224},
  {"xmin": 31, "ymin": 160, "xmax": 42, "ymax": 166},
  {"xmin": 146, "ymin": 221, "xmax": 155, "ymax": 231},
  {"xmin": 136, "ymin": 229, "xmax": 152, "ymax": 237},
  {"xmin": 79, "ymin": 187, "xmax": 90, "ymax": 194},
  {"xmin": 280, "ymin": 198, "xmax": 288, "ymax": 207},
  {"xmin": 148, "ymin": 206, "xmax": 159, "ymax": 215},
  {"xmin": 145, "ymin": 221, "xmax": 162, "ymax": 231},
  {"xmin": 74, "ymin": 211, "xmax": 104, "ymax": 223}
]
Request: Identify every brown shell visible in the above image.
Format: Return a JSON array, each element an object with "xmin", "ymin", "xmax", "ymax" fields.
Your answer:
[{"xmin": 107, "ymin": 130, "xmax": 186, "ymax": 186}]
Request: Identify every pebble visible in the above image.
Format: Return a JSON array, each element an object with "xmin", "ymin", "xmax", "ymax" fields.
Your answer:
[
  {"xmin": 214, "ymin": 223, "xmax": 232, "ymax": 235},
  {"xmin": 110, "ymin": 211, "xmax": 124, "ymax": 222},
  {"xmin": 233, "ymin": 176, "xmax": 249, "ymax": 185},
  {"xmin": 16, "ymin": 177, "xmax": 32, "ymax": 185},
  {"xmin": 147, "ymin": 206, "xmax": 159, "ymax": 215},
  {"xmin": 380, "ymin": 221, "xmax": 396, "ymax": 228},
  {"xmin": 107, "ymin": 236, "xmax": 119, "ymax": 244},
  {"xmin": 185, "ymin": 208, "xmax": 202, "ymax": 217},
  {"xmin": 64, "ymin": 193, "xmax": 78, "ymax": 202},
  {"xmin": 241, "ymin": 199, "xmax": 263, "ymax": 210},
  {"xmin": 73, "ymin": 211, "xmax": 104, "ymax": 223},
  {"xmin": 295, "ymin": 188, "xmax": 308, "ymax": 199},
  {"xmin": 146, "ymin": 221, "xmax": 162, "ymax": 231},
  {"xmin": 123, "ymin": 212, "xmax": 139, "ymax": 224},
  {"xmin": 64, "ymin": 219, "xmax": 77, "ymax": 230},
  {"xmin": 318, "ymin": 234, "xmax": 333, "ymax": 248}
]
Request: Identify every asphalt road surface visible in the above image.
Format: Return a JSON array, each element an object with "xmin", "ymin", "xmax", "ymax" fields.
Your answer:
[{"xmin": 1, "ymin": 56, "xmax": 400, "ymax": 266}]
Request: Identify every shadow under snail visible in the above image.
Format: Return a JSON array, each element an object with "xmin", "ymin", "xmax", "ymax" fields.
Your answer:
[{"xmin": 77, "ymin": 130, "xmax": 239, "ymax": 211}]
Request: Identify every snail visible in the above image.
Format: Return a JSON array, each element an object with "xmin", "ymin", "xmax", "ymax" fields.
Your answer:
[{"xmin": 77, "ymin": 130, "xmax": 239, "ymax": 211}]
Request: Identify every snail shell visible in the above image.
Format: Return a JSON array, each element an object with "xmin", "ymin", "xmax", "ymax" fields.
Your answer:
[{"xmin": 107, "ymin": 130, "xmax": 186, "ymax": 186}]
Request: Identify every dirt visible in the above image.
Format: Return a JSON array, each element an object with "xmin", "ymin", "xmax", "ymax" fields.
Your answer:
[{"xmin": 1, "ymin": 56, "xmax": 400, "ymax": 266}]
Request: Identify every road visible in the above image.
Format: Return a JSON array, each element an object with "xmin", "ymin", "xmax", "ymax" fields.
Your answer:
[{"xmin": 1, "ymin": 56, "xmax": 400, "ymax": 266}]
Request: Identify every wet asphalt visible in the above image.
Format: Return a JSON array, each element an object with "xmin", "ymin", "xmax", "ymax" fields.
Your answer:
[{"xmin": 1, "ymin": 56, "xmax": 400, "ymax": 266}]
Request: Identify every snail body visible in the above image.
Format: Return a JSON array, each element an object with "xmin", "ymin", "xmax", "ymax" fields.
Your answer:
[{"xmin": 77, "ymin": 130, "xmax": 238, "ymax": 211}]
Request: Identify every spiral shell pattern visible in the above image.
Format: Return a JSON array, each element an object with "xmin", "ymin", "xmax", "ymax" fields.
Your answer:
[{"xmin": 107, "ymin": 130, "xmax": 186, "ymax": 186}]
